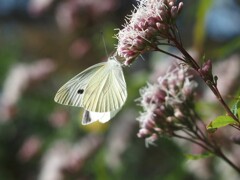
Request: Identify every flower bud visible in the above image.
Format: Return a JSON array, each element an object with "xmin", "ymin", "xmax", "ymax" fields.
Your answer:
[
  {"xmin": 177, "ymin": 68, "xmax": 185, "ymax": 81},
  {"xmin": 145, "ymin": 27, "xmax": 158, "ymax": 38},
  {"xmin": 144, "ymin": 118, "xmax": 156, "ymax": 129},
  {"xmin": 147, "ymin": 17, "xmax": 157, "ymax": 27},
  {"xmin": 159, "ymin": 10, "xmax": 168, "ymax": 21},
  {"xmin": 177, "ymin": 2, "xmax": 184, "ymax": 14},
  {"xmin": 182, "ymin": 79, "xmax": 197, "ymax": 97},
  {"xmin": 198, "ymin": 60, "xmax": 214, "ymax": 82},
  {"xmin": 154, "ymin": 89, "xmax": 166, "ymax": 103},
  {"xmin": 202, "ymin": 59, "xmax": 212, "ymax": 73},
  {"xmin": 171, "ymin": 6, "xmax": 178, "ymax": 18},
  {"xmin": 153, "ymin": 106, "xmax": 165, "ymax": 117},
  {"xmin": 174, "ymin": 108, "xmax": 184, "ymax": 119},
  {"xmin": 124, "ymin": 56, "xmax": 138, "ymax": 66},
  {"xmin": 139, "ymin": 21, "xmax": 149, "ymax": 30},
  {"xmin": 133, "ymin": 38, "xmax": 146, "ymax": 50},
  {"xmin": 149, "ymin": 133, "xmax": 158, "ymax": 141},
  {"xmin": 159, "ymin": 78, "xmax": 168, "ymax": 88},
  {"xmin": 166, "ymin": 116, "xmax": 175, "ymax": 123},
  {"xmin": 167, "ymin": 0, "xmax": 176, "ymax": 7},
  {"xmin": 137, "ymin": 128, "xmax": 151, "ymax": 138}
]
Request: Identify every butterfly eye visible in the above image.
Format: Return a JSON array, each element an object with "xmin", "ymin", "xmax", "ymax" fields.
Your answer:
[{"xmin": 77, "ymin": 89, "xmax": 84, "ymax": 94}]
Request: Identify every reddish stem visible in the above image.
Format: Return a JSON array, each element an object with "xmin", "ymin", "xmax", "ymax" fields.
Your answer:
[{"xmin": 171, "ymin": 38, "xmax": 239, "ymax": 123}]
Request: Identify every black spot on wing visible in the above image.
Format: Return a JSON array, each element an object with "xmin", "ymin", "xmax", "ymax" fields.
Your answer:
[{"xmin": 77, "ymin": 89, "xmax": 84, "ymax": 94}]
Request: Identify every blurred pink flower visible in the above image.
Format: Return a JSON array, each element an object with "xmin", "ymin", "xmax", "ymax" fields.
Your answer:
[
  {"xmin": 49, "ymin": 109, "xmax": 69, "ymax": 128},
  {"xmin": 28, "ymin": 0, "xmax": 55, "ymax": 17},
  {"xmin": 56, "ymin": 0, "xmax": 118, "ymax": 32},
  {"xmin": 0, "ymin": 59, "xmax": 56, "ymax": 121},
  {"xmin": 69, "ymin": 38, "xmax": 91, "ymax": 59},
  {"xmin": 38, "ymin": 135, "xmax": 103, "ymax": 180},
  {"xmin": 18, "ymin": 136, "xmax": 42, "ymax": 162}
]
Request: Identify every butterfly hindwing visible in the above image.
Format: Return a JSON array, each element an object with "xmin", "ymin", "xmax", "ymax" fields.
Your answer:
[
  {"xmin": 82, "ymin": 109, "xmax": 120, "ymax": 125},
  {"xmin": 82, "ymin": 110, "xmax": 97, "ymax": 125}
]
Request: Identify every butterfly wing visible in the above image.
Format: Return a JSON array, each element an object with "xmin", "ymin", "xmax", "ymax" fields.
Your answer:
[
  {"xmin": 55, "ymin": 56, "xmax": 127, "ymax": 113},
  {"xmin": 97, "ymin": 109, "xmax": 120, "ymax": 123},
  {"xmin": 82, "ymin": 110, "xmax": 97, "ymax": 125},
  {"xmin": 54, "ymin": 62, "xmax": 106, "ymax": 107},
  {"xmin": 82, "ymin": 109, "xmax": 120, "ymax": 125},
  {"xmin": 82, "ymin": 57, "xmax": 127, "ymax": 112}
]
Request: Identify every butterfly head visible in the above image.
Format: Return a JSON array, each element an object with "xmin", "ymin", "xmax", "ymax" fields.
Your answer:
[{"xmin": 108, "ymin": 56, "xmax": 123, "ymax": 68}]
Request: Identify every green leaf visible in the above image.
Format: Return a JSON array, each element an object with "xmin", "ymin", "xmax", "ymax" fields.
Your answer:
[
  {"xmin": 238, "ymin": 108, "xmax": 240, "ymax": 120},
  {"xmin": 207, "ymin": 116, "xmax": 236, "ymax": 131},
  {"xmin": 231, "ymin": 99, "xmax": 240, "ymax": 117},
  {"xmin": 185, "ymin": 152, "xmax": 213, "ymax": 160}
]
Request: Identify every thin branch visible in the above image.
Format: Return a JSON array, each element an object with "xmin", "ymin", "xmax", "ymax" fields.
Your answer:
[
  {"xmin": 154, "ymin": 46, "xmax": 186, "ymax": 62},
  {"xmin": 173, "ymin": 132, "xmax": 240, "ymax": 173},
  {"xmin": 214, "ymin": 148, "xmax": 240, "ymax": 173},
  {"xmin": 156, "ymin": 42, "xmax": 176, "ymax": 47},
  {"xmin": 172, "ymin": 133, "xmax": 212, "ymax": 152},
  {"xmin": 171, "ymin": 36, "xmax": 239, "ymax": 124}
]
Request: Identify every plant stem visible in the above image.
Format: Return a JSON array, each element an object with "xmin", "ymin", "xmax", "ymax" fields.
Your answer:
[
  {"xmin": 154, "ymin": 46, "xmax": 186, "ymax": 62},
  {"xmin": 212, "ymin": 85, "xmax": 239, "ymax": 122},
  {"xmin": 214, "ymin": 148, "xmax": 240, "ymax": 174},
  {"xmin": 194, "ymin": 123, "xmax": 240, "ymax": 173},
  {"xmin": 174, "ymin": 128, "xmax": 240, "ymax": 173},
  {"xmin": 171, "ymin": 38, "xmax": 239, "ymax": 123},
  {"xmin": 172, "ymin": 133, "xmax": 212, "ymax": 151}
]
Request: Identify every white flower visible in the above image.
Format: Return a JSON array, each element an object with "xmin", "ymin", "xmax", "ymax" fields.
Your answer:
[
  {"xmin": 136, "ymin": 64, "xmax": 198, "ymax": 145},
  {"xmin": 115, "ymin": 0, "xmax": 184, "ymax": 65}
]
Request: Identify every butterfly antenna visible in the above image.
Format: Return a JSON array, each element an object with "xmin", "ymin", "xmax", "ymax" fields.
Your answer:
[
  {"xmin": 140, "ymin": 54, "xmax": 145, "ymax": 61},
  {"xmin": 100, "ymin": 31, "xmax": 109, "ymax": 58}
]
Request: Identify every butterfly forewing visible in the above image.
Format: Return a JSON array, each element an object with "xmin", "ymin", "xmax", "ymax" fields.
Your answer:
[
  {"xmin": 54, "ymin": 62, "xmax": 106, "ymax": 107},
  {"xmin": 82, "ymin": 58, "xmax": 127, "ymax": 112}
]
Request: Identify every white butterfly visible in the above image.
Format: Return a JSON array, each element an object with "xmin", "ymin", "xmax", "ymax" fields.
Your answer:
[{"xmin": 54, "ymin": 56, "xmax": 127, "ymax": 124}]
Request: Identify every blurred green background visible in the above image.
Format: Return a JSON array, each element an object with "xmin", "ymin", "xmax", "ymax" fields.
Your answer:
[{"xmin": 0, "ymin": 0, "xmax": 240, "ymax": 179}]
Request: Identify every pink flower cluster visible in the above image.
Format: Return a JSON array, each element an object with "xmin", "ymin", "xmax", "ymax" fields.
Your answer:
[
  {"xmin": 137, "ymin": 65, "xmax": 198, "ymax": 145},
  {"xmin": 116, "ymin": 0, "xmax": 183, "ymax": 65}
]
